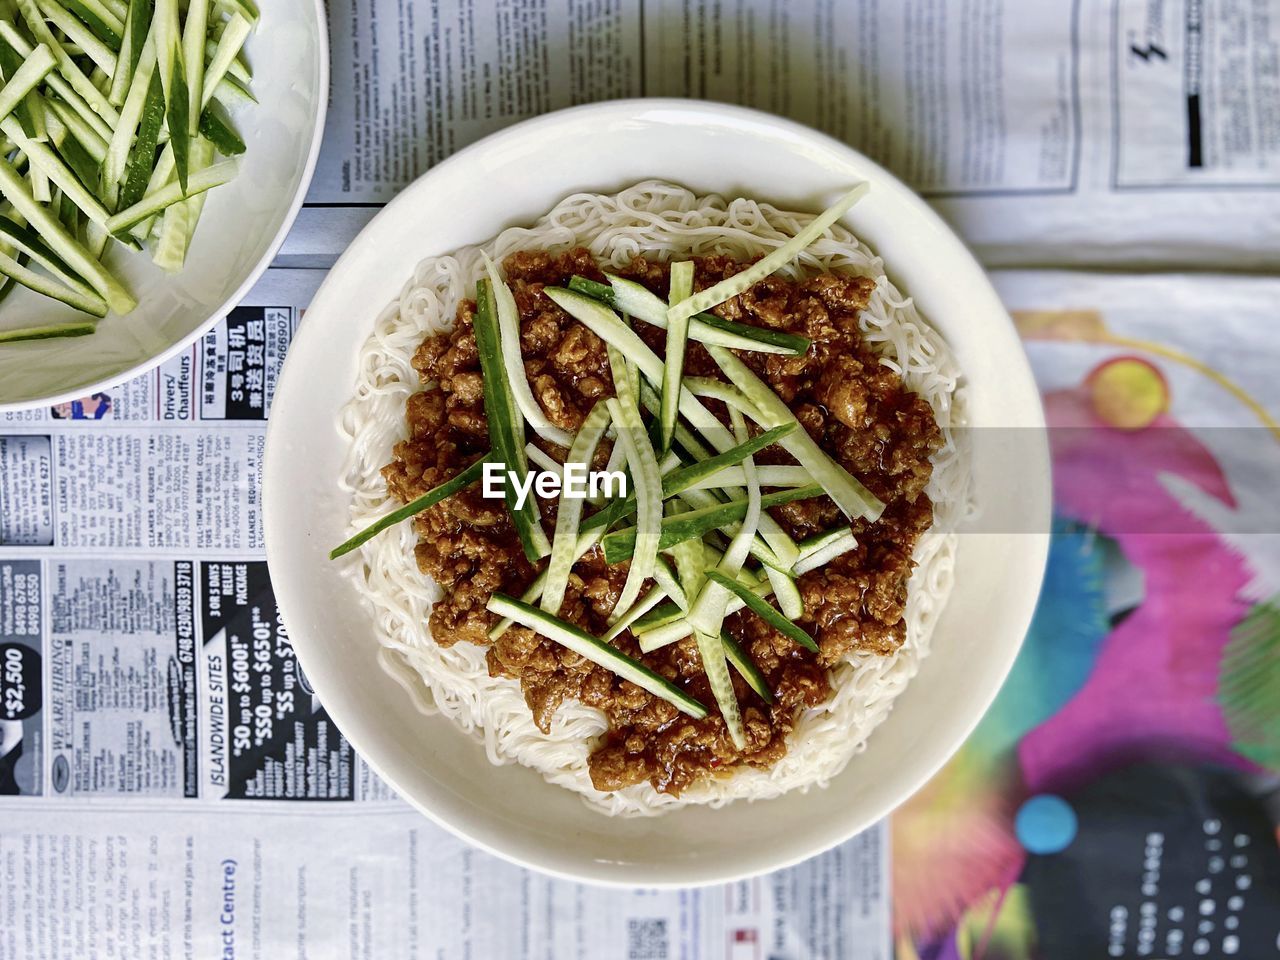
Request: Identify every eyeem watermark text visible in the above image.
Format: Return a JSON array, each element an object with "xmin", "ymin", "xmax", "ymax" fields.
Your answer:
[{"xmin": 482, "ymin": 462, "xmax": 627, "ymax": 510}]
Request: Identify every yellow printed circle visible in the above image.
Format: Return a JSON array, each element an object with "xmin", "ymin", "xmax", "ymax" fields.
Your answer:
[{"xmin": 1088, "ymin": 357, "xmax": 1169, "ymax": 430}]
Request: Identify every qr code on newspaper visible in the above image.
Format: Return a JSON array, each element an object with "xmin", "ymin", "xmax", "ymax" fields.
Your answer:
[{"xmin": 627, "ymin": 918, "xmax": 669, "ymax": 960}]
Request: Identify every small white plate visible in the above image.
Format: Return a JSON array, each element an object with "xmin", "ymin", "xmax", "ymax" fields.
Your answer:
[
  {"xmin": 0, "ymin": 0, "xmax": 328, "ymax": 410},
  {"xmin": 264, "ymin": 100, "xmax": 1050, "ymax": 886}
]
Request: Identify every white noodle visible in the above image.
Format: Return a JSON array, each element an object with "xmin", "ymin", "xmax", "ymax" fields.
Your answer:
[{"xmin": 337, "ymin": 182, "xmax": 972, "ymax": 816}]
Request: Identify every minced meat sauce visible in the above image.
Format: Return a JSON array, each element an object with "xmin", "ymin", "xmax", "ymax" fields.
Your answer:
[{"xmin": 382, "ymin": 249, "xmax": 942, "ymax": 796}]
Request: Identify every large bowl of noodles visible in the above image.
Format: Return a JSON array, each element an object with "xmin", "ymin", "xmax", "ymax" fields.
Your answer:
[{"xmin": 263, "ymin": 99, "xmax": 1050, "ymax": 885}]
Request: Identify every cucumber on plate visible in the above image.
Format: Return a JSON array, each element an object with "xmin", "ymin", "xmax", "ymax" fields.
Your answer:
[{"xmin": 0, "ymin": 0, "xmax": 256, "ymax": 343}]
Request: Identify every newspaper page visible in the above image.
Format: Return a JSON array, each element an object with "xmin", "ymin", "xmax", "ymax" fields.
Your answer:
[
  {"xmin": 0, "ymin": 802, "xmax": 887, "ymax": 959},
  {"xmin": 0, "ymin": 267, "xmax": 891, "ymax": 959},
  {"xmin": 286, "ymin": 0, "xmax": 1280, "ymax": 269}
]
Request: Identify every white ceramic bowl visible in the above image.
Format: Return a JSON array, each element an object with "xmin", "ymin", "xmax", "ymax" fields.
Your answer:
[
  {"xmin": 264, "ymin": 100, "xmax": 1050, "ymax": 886},
  {"xmin": 0, "ymin": 0, "xmax": 328, "ymax": 410}
]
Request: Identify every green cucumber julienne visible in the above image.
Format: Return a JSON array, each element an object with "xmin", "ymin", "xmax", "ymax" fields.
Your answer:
[
  {"xmin": 665, "ymin": 182, "xmax": 870, "ymax": 326},
  {"xmin": 566, "ymin": 274, "xmax": 811, "ymax": 356},
  {"xmin": 0, "ymin": 319, "xmax": 97, "ymax": 342},
  {"xmin": 106, "ymin": 157, "xmax": 239, "ymax": 234},
  {"xmin": 486, "ymin": 593, "xmax": 708, "ymax": 719},
  {"xmin": 706, "ymin": 570, "xmax": 819, "ymax": 653},
  {"xmin": 472, "ymin": 278, "xmax": 550, "ymax": 562},
  {"xmin": 0, "ymin": 249, "xmax": 107, "ymax": 315},
  {"xmin": 580, "ymin": 422, "xmax": 794, "ymax": 534},
  {"xmin": 708, "ymin": 344, "xmax": 885, "ymax": 522},
  {"xmin": 695, "ymin": 627, "xmax": 745, "ymax": 748},
  {"xmin": 659, "ymin": 259, "xmax": 694, "ymax": 453},
  {"xmin": 541, "ymin": 401, "xmax": 610, "ymax": 614},
  {"xmin": 605, "ymin": 340, "xmax": 662, "ymax": 618},
  {"xmin": 0, "ymin": 0, "xmax": 255, "ymax": 333},
  {"xmin": 329, "ymin": 457, "xmax": 488, "ymax": 560},
  {"xmin": 720, "ymin": 630, "xmax": 773, "ymax": 703},
  {"xmin": 601, "ymin": 484, "xmax": 824, "ymax": 564}
]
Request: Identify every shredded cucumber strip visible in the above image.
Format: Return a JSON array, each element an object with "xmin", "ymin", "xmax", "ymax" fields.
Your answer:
[
  {"xmin": 649, "ymin": 554, "xmax": 689, "ymax": 612},
  {"xmin": 631, "ymin": 600, "xmax": 686, "ymax": 636},
  {"xmin": 487, "ymin": 594, "xmax": 708, "ymax": 720},
  {"xmin": 105, "ymin": 156, "xmax": 238, "ymax": 234},
  {"xmin": 27, "ymin": 152, "xmax": 51, "ymax": 204},
  {"xmin": 38, "ymin": 0, "xmax": 118, "ymax": 75},
  {"xmin": 602, "ymin": 583, "xmax": 668, "ymax": 642},
  {"xmin": 708, "ymin": 344, "xmax": 884, "ymax": 522},
  {"xmin": 0, "ymin": 44, "xmax": 55, "ymax": 124},
  {"xmin": 659, "ymin": 259, "xmax": 694, "ymax": 452},
  {"xmin": 0, "ymin": 249, "xmax": 106, "ymax": 315},
  {"xmin": 793, "ymin": 533, "xmax": 858, "ymax": 575},
  {"xmin": 672, "ymin": 486, "xmax": 789, "ymax": 573},
  {"xmin": 638, "ymin": 380, "xmax": 713, "ymax": 460},
  {"xmin": 681, "ymin": 377, "xmax": 761, "ymax": 416},
  {"xmin": 216, "ymin": 0, "xmax": 259, "ymax": 27},
  {"xmin": 104, "ymin": 30, "xmax": 157, "ymax": 185},
  {"xmin": 638, "ymin": 573, "xmax": 775, "ymax": 652},
  {"xmin": 543, "ymin": 287, "xmax": 739, "ymax": 455},
  {"xmin": 682, "ymin": 464, "xmax": 812, "ymax": 491},
  {"xmin": 0, "ymin": 22, "xmax": 112, "ymax": 141},
  {"xmin": 45, "ymin": 109, "xmax": 102, "ymax": 186},
  {"xmin": 667, "ymin": 513, "xmax": 705, "ymax": 613},
  {"xmin": 330, "ymin": 458, "xmax": 487, "ymax": 560},
  {"xmin": 0, "ymin": 157, "xmax": 135, "ymax": 313},
  {"xmin": 685, "ymin": 408, "xmax": 761, "ymax": 640},
  {"xmin": 472, "ymin": 279, "xmax": 551, "ymax": 562},
  {"xmin": 0, "ymin": 319, "xmax": 97, "ymax": 342},
  {"xmin": 126, "ymin": 140, "xmax": 172, "ymax": 240},
  {"xmin": 585, "ymin": 438, "xmax": 625, "ymax": 507},
  {"xmin": 603, "ymin": 485, "xmax": 822, "ymax": 564},
  {"xmin": 798, "ymin": 525, "xmax": 853, "ymax": 556},
  {"xmin": 0, "ymin": 216, "xmax": 97, "ymax": 296},
  {"xmin": 1, "ymin": 117, "xmax": 110, "ymax": 225},
  {"xmin": 696, "ymin": 628, "xmax": 745, "ymax": 748},
  {"xmin": 68, "ymin": 0, "xmax": 127, "ymax": 39},
  {"xmin": 581, "ymin": 423, "xmax": 792, "ymax": 535},
  {"xmin": 0, "ymin": 38, "xmax": 44, "ymax": 140},
  {"xmin": 486, "ymin": 528, "xmax": 603, "ymax": 640},
  {"xmin": 570, "ymin": 273, "xmax": 808, "ymax": 355},
  {"xmin": 721, "ymin": 632, "xmax": 773, "ymax": 703},
  {"xmin": 42, "ymin": 94, "xmax": 109, "ymax": 162},
  {"xmin": 204, "ymin": 36, "xmax": 250, "ymax": 85},
  {"xmin": 541, "ymin": 401, "xmax": 611, "ymax": 615},
  {"xmin": 604, "ymin": 351, "xmax": 661, "ymax": 620},
  {"xmin": 667, "ymin": 182, "xmax": 871, "ymax": 325},
  {"xmin": 15, "ymin": 0, "xmax": 122, "ymax": 129},
  {"xmin": 153, "ymin": 0, "xmax": 190, "ymax": 189},
  {"xmin": 200, "ymin": 11, "xmax": 250, "ymax": 109},
  {"xmin": 483, "ymin": 253, "xmax": 574, "ymax": 448},
  {"xmin": 765, "ymin": 565, "xmax": 803, "ymax": 618},
  {"xmin": 182, "ymin": 0, "xmax": 209, "ymax": 131},
  {"xmin": 108, "ymin": 0, "xmax": 148, "ymax": 105},
  {"xmin": 706, "ymin": 570, "xmax": 818, "ymax": 653},
  {"xmin": 153, "ymin": 136, "xmax": 212, "ymax": 270},
  {"xmin": 524, "ymin": 443, "xmax": 561, "ymax": 476}
]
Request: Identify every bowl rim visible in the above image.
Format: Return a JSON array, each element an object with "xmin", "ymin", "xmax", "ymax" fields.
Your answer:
[
  {"xmin": 264, "ymin": 97, "xmax": 1051, "ymax": 887},
  {"xmin": 0, "ymin": 0, "xmax": 331, "ymax": 413}
]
